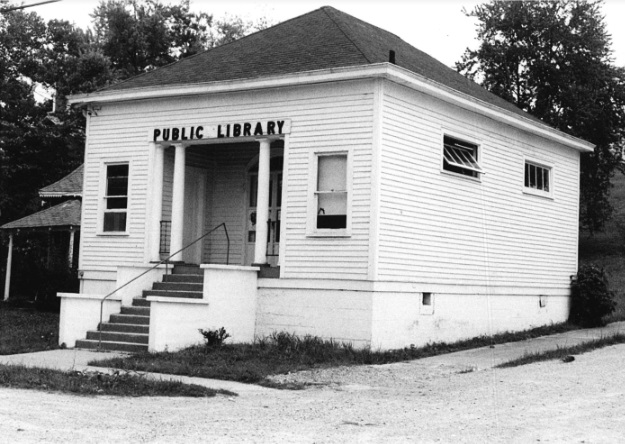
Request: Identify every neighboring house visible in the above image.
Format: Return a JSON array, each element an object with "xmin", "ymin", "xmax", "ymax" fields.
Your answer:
[
  {"xmin": 60, "ymin": 7, "xmax": 593, "ymax": 352},
  {"xmin": 1, "ymin": 165, "xmax": 83, "ymax": 301}
]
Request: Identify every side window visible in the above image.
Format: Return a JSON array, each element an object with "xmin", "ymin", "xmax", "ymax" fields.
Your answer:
[
  {"xmin": 103, "ymin": 163, "xmax": 129, "ymax": 232},
  {"xmin": 524, "ymin": 160, "xmax": 552, "ymax": 197},
  {"xmin": 316, "ymin": 154, "xmax": 347, "ymax": 229},
  {"xmin": 442, "ymin": 135, "xmax": 483, "ymax": 178}
]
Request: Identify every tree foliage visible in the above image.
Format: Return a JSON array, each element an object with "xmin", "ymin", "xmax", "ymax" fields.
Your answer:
[
  {"xmin": 0, "ymin": 9, "xmax": 84, "ymax": 223},
  {"xmin": 457, "ymin": 0, "xmax": 625, "ymax": 232},
  {"xmin": 91, "ymin": 0, "xmax": 266, "ymax": 78},
  {"xmin": 0, "ymin": 0, "xmax": 267, "ymax": 227}
]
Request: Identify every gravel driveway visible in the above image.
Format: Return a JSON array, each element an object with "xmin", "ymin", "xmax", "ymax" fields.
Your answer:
[{"xmin": 1, "ymin": 344, "xmax": 624, "ymax": 443}]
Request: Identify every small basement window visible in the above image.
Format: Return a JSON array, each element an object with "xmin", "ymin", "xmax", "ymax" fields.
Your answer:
[
  {"xmin": 103, "ymin": 163, "xmax": 129, "ymax": 232},
  {"xmin": 315, "ymin": 154, "xmax": 347, "ymax": 230},
  {"xmin": 443, "ymin": 135, "xmax": 483, "ymax": 178},
  {"xmin": 524, "ymin": 161, "xmax": 551, "ymax": 194},
  {"xmin": 420, "ymin": 292, "xmax": 435, "ymax": 315}
]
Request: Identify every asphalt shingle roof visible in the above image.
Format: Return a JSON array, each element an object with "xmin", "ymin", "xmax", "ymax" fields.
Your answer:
[
  {"xmin": 99, "ymin": 6, "xmax": 538, "ymax": 123},
  {"xmin": 0, "ymin": 200, "xmax": 81, "ymax": 230},
  {"xmin": 39, "ymin": 165, "xmax": 83, "ymax": 198}
]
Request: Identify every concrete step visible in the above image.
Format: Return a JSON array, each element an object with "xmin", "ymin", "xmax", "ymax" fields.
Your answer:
[
  {"xmin": 109, "ymin": 313, "xmax": 150, "ymax": 325},
  {"xmin": 172, "ymin": 265, "xmax": 202, "ymax": 275},
  {"xmin": 120, "ymin": 306, "xmax": 150, "ymax": 316},
  {"xmin": 143, "ymin": 289, "xmax": 203, "ymax": 299},
  {"xmin": 153, "ymin": 282, "xmax": 203, "ymax": 292},
  {"xmin": 75, "ymin": 339, "xmax": 148, "ymax": 353},
  {"xmin": 163, "ymin": 274, "xmax": 203, "ymax": 284},
  {"xmin": 99, "ymin": 322, "xmax": 149, "ymax": 334},
  {"xmin": 86, "ymin": 330, "xmax": 149, "ymax": 344},
  {"xmin": 131, "ymin": 297, "xmax": 151, "ymax": 307}
]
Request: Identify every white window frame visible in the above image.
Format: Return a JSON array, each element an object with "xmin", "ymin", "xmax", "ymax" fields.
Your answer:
[
  {"xmin": 441, "ymin": 132, "xmax": 483, "ymax": 181},
  {"xmin": 307, "ymin": 149, "xmax": 352, "ymax": 237},
  {"xmin": 99, "ymin": 161, "xmax": 130, "ymax": 235},
  {"xmin": 523, "ymin": 157, "xmax": 554, "ymax": 199}
]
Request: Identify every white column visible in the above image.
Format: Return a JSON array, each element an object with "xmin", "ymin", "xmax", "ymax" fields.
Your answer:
[
  {"xmin": 254, "ymin": 139, "xmax": 271, "ymax": 265},
  {"xmin": 149, "ymin": 143, "xmax": 165, "ymax": 262},
  {"xmin": 170, "ymin": 143, "xmax": 186, "ymax": 262},
  {"xmin": 4, "ymin": 232, "xmax": 13, "ymax": 301},
  {"xmin": 68, "ymin": 227, "xmax": 75, "ymax": 268}
]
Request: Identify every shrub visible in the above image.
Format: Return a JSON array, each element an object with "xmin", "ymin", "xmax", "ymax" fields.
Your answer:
[
  {"xmin": 569, "ymin": 264, "xmax": 616, "ymax": 327},
  {"xmin": 199, "ymin": 327, "xmax": 230, "ymax": 347}
]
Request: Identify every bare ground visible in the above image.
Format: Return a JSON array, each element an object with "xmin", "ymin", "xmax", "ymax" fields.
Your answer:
[{"xmin": 1, "ymin": 344, "xmax": 625, "ymax": 443}]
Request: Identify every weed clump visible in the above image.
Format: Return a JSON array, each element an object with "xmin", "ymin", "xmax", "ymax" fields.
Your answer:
[
  {"xmin": 199, "ymin": 327, "xmax": 231, "ymax": 347},
  {"xmin": 570, "ymin": 264, "xmax": 616, "ymax": 327}
]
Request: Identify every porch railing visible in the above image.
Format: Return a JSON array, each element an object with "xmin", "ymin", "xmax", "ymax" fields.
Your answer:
[
  {"xmin": 97, "ymin": 222, "xmax": 230, "ymax": 350},
  {"xmin": 159, "ymin": 220, "xmax": 171, "ymax": 255}
]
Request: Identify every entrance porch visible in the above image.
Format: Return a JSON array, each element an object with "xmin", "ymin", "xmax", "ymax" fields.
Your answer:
[{"xmin": 149, "ymin": 138, "xmax": 285, "ymax": 272}]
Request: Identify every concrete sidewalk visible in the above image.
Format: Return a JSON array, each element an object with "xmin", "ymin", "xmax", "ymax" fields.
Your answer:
[
  {"xmin": 419, "ymin": 320, "xmax": 625, "ymax": 370},
  {"xmin": 1, "ymin": 321, "xmax": 624, "ymax": 392}
]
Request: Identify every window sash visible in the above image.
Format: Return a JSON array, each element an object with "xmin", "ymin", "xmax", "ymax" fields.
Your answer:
[
  {"xmin": 443, "ymin": 143, "xmax": 483, "ymax": 174},
  {"xmin": 525, "ymin": 162, "xmax": 551, "ymax": 192},
  {"xmin": 314, "ymin": 153, "xmax": 348, "ymax": 231},
  {"xmin": 103, "ymin": 163, "xmax": 129, "ymax": 232}
]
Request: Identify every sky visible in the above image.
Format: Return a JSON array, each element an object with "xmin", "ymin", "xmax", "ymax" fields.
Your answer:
[{"xmin": 28, "ymin": 0, "xmax": 625, "ymax": 69}]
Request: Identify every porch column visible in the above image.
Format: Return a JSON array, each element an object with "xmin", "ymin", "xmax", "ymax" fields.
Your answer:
[
  {"xmin": 253, "ymin": 138, "xmax": 271, "ymax": 265},
  {"xmin": 170, "ymin": 143, "xmax": 186, "ymax": 262},
  {"xmin": 149, "ymin": 143, "xmax": 165, "ymax": 262},
  {"xmin": 4, "ymin": 232, "xmax": 13, "ymax": 301},
  {"xmin": 68, "ymin": 227, "xmax": 75, "ymax": 268}
]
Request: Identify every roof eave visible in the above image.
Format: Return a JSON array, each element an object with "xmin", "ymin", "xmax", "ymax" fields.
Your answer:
[
  {"xmin": 68, "ymin": 63, "xmax": 594, "ymax": 153},
  {"xmin": 382, "ymin": 65, "xmax": 594, "ymax": 153},
  {"xmin": 39, "ymin": 192, "xmax": 83, "ymax": 198}
]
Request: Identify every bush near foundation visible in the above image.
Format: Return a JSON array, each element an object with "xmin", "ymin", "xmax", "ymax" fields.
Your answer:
[{"xmin": 569, "ymin": 264, "xmax": 616, "ymax": 327}]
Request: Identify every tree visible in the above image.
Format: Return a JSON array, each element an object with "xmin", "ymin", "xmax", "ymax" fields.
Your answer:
[
  {"xmin": 0, "ymin": 0, "xmax": 268, "ymax": 225},
  {"xmin": 457, "ymin": 0, "xmax": 625, "ymax": 232},
  {"xmin": 91, "ymin": 0, "xmax": 269, "ymax": 78},
  {"xmin": 0, "ymin": 6, "xmax": 116, "ymax": 226}
]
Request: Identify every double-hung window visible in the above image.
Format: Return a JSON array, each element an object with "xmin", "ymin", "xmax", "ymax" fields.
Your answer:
[
  {"xmin": 442, "ymin": 135, "xmax": 483, "ymax": 178},
  {"xmin": 310, "ymin": 152, "xmax": 349, "ymax": 234},
  {"xmin": 103, "ymin": 163, "xmax": 129, "ymax": 232},
  {"xmin": 524, "ymin": 160, "xmax": 552, "ymax": 197}
]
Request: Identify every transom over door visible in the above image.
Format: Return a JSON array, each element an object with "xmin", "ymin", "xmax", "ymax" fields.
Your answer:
[{"xmin": 245, "ymin": 157, "xmax": 282, "ymax": 266}]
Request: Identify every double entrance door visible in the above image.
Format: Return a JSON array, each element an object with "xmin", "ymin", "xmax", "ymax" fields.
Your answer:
[{"xmin": 245, "ymin": 164, "xmax": 282, "ymax": 267}]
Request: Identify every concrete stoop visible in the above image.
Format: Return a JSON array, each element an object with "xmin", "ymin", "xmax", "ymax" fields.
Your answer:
[{"xmin": 75, "ymin": 264, "xmax": 204, "ymax": 353}]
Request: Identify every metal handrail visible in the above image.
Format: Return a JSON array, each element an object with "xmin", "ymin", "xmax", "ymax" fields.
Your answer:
[{"xmin": 97, "ymin": 222, "xmax": 230, "ymax": 350}]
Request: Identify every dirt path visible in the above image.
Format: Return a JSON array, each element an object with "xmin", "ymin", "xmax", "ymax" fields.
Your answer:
[{"xmin": 1, "ymin": 344, "xmax": 624, "ymax": 443}]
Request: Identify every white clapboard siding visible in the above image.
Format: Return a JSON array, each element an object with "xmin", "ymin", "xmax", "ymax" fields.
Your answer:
[
  {"xmin": 376, "ymin": 82, "xmax": 580, "ymax": 290},
  {"xmin": 79, "ymin": 80, "xmax": 375, "ymax": 279}
]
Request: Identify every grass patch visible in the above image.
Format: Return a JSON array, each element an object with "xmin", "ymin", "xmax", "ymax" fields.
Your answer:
[
  {"xmin": 496, "ymin": 333, "xmax": 625, "ymax": 368},
  {"xmin": 0, "ymin": 364, "xmax": 236, "ymax": 397},
  {"xmin": 92, "ymin": 325, "xmax": 581, "ymax": 388},
  {"xmin": 0, "ymin": 303, "xmax": 59, "ymax": 355}
]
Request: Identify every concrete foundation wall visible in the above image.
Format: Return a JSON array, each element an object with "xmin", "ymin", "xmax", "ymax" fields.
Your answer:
[
  {"xmin": 201, "ymin": 265, "xmax": 259, "ymax": 344},
  {"xmin": 147, "ymin": 265, "xmax": 259, "ymax": 352},
  {"xmin": 256, "ymin": 281, "xmax": 570, "ymax": 350},
  {"xmin": 256, "ymin": 286, "xmax": 374, "ymax": 347},
  {"xmin": 58, "ymin": 293, "xmax": 122, "ymax": 348},
  {"xmin": 371, "ymin": 292, "xmax": 569, "ymax": 349},
  {"xmin": 147, "ymin": 298, "xmax": 209, "ymax": 352}
]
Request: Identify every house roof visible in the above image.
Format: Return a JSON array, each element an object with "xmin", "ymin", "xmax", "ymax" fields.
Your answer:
[
  {"xmin": 96, "ymin": 6, "xmax": 539, "ymax": 125},
  {"xmin": 39, "ymin": 165, "xmax": 83, "ymax": 198},
  {"xmin": 0, "ymin": 200, "xmax": 81, "ymax": 231}
]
